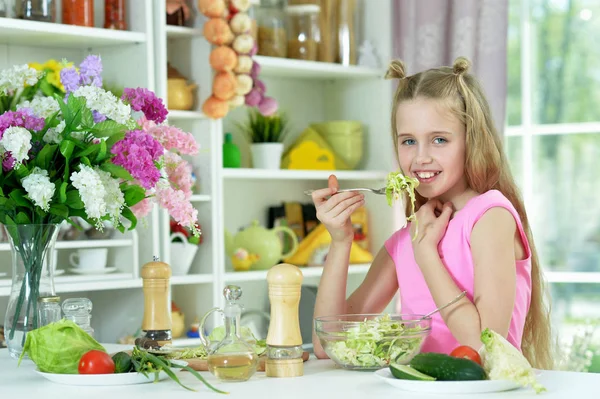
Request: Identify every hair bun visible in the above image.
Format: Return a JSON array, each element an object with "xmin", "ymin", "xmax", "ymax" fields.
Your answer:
[
  {"xmin": 453, "ymin": 56, "xmax": 471, "ymax": 76},
  {"xmin": 384, "ymin": 60, "xmax": 407, "ymax": 80}
]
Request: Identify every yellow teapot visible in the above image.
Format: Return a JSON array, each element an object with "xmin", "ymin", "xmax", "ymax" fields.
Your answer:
[
  {"xmin": 225, "ymin": 221, "xmax": 298, "ymax": 270},
  {"xmin": 167, "ymin": 77, "xmax": 197, "ymax": 110}
]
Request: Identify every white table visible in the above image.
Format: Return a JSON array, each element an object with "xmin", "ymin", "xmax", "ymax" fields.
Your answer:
[{"xmin": 1, "ymin": 344, "xmax": 599, "ymax": 398}]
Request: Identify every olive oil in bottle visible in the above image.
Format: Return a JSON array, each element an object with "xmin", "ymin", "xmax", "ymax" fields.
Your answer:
[{"xmin": 207, "ymin": 352, "xmax": 258, "ymax": 382}]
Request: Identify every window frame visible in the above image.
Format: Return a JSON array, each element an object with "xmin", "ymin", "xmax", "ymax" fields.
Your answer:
[{"xmin": 506, "ymin": 0, "xmax": 600, "ymax": 284}]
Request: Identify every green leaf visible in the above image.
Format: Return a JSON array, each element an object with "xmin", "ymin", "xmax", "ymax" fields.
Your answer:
[
  {"xmin": 123, "ymin": 185, "xmax": 146, "ymax": 207},
  {"xmin": 15, "ymin": 164, "xmax": 30, "ymax": 180},
  {"xmin": 9, "ymin": 190, "xmax": 31, "ymax": 207},
  {"xmin": 80, "ymin": 156, "xmax": 91, "ymax": 166},
  {"xmin": 59, "ymin": 181, "xmax": 68, "ymax": 203},
  {"xmin": 49, "ymin": 203, "xmax": 69, "ymax": 219},
  {"xmin": 15, "ymin": 212, "xmax": 31, "ymax": 224},
  {"xmin": 91, "ymin": 120, "xmax": 127, "ymax": 138},
  {"xmin": 67, "ymin": 93, "xmax": 85, "ymax": 128},
  {"xmin": 0, "ymin": 186, "xmax": 4, "ymax": 196},
  {"xmin": 36, "ymin": 144, "xmax": 58, "ymax": 170},
  {"xmin": 59, "ymin": 140, "xmax": 76, "ymax": 161},
  {"xmin": 100, "ymin": 162, "xmax": 133, "ymax": 181},
  {"xmin": 82, "ymin": 107, "xmax": 94, "ymax": 128},
  {"xmin": 74, "ymin": 143, "xmax": 100, "ymax": 159},
  {"xmin": 39, "ymin": 79, "xmax": 55, "ymax": 97},
  {"xmin": 65, "ymin": 190, "xmax": 85, "ymax": 209},
  {"xmin": 105, "ymin": 132, "xmax": 125, "ymax": 149},
  {"xmin": 121, "ymin": 208, "xmax": 137, "ymax": 230},
  {"xmin": 96, "ymin": 140, "xmax": 107, "ymax": 162},
  {"xmin": 55, "ymin": 93, "xmax": 71, "ymax": 122}
]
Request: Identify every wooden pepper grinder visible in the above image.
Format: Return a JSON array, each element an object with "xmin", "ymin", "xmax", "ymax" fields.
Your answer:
[
  {"xmin": 136, "ymin": 256, "xmax": 172, "ymax": 349},
  {"xmin": 265, "ymin": 263, "xmax": 304, "ymax": 378}
]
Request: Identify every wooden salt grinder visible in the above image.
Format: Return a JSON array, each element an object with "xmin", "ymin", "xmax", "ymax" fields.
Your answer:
[
  {"xmin": 139, "ymin": 257, "xmax": 172, "ymax": 348},
  {"xmin": 265, "ymin": 263, "xmax": 304, "ymax": 378}
]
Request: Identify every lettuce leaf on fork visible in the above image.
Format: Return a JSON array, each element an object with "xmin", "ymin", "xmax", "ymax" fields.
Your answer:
[
  {"xmin": 385, "ymin": 171, "xmax": 420, "ymax": 239},
  {"xmin": 480, "ymin": 328, "xmax": 546, "ymax": 394}
]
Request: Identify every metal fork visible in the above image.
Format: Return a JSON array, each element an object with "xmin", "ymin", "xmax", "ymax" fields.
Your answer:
[{"xmin": 303, "ymin": 187, "xmax": 387, "ymax": 196}]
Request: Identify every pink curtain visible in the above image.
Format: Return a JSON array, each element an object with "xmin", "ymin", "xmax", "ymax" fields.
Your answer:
[{"xmin": 392, "ymin": 0, "xmax": 509, "ymax": 132}]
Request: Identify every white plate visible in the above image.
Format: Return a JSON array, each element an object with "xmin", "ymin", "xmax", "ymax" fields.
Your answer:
[
  {"xmin": 374, "ymin": 368, "xmax": 522, "ymax": 394},
  {"xmin": 35, "ymin": 361, "xmax": 187, "ymax": 386},
  {"xmin": 68, "ymin": 267, "xmax": 117, "ymax": 275}
]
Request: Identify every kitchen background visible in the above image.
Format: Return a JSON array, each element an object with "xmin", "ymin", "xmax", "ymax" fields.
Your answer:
[{"xmin": 0, "ymin": 0, "xmax": 598, "ymax": 373}]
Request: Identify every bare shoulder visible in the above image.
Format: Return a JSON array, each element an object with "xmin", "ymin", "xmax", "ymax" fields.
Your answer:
[
  {"xmin": 471, "ymin": 206, "xmax": 527, "ymax": 261},
  {"xmin": 472, "ymin": 206, "xmax": 517, "ymax": 237}
]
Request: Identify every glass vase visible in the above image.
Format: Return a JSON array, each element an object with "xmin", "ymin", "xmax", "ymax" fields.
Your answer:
[{"xmin": 4, "ymin": 224, "xmax": 59, "ymax": 360}]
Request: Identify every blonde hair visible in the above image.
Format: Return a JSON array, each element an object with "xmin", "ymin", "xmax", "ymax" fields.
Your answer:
[{"xmin": 385, "ymin": 57, "xmax": 554, "ymax": 370}]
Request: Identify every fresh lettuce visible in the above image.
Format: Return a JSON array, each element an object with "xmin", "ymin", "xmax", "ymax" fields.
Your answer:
[
  {"xmin": 385, "ymin": 171, "xmax": 419, "ymax": 239},
  {"xmin": 326, "ymin": 315, "xmax": 426, "ymax": 369},
  {"xmin": 480, "ymin": 328, "xmax": 545, "ymax": 394}
]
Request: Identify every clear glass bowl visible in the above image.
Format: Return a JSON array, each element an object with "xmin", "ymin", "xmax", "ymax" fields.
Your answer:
[{"xmin": 314, "ymin": 314, "xmax": 432, "ymax": 370}]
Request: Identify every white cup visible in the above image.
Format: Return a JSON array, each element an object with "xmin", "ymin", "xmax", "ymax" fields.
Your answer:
[{"xmin": 69, "ymin": 248, "xmax": 108, "ymax": 270}]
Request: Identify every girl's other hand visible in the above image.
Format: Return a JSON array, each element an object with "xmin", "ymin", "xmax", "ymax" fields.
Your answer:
[
  {"xmin": 412, "ymin": 199, "xmax": 453, "ymax": 259},
  {"xmin": 311, "ymin": 175, "xmax": 365, "ymax": 244}
]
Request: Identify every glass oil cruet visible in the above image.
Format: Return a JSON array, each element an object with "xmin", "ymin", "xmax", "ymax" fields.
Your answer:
[{"xmin": 199, "ymin": 285, "xmax": 258, "ymax": 382}]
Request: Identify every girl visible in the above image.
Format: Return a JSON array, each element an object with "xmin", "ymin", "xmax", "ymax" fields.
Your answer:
[{"xmin": 310, "ymin": 57, "xmax": 554, "ymax": 370}]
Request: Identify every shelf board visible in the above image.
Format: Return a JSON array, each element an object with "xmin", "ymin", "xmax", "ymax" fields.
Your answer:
[
  {"xmin": 167, "ymin": 110, "xmax": 206, "ymax": 120},
  {"xmin": 545, "ymin": 272, "xmax": 600, "ymax": 284},
  {"xmin": 172, "ymin": 337, "xmax": 202, "ymax": 347},
  {"xmin": 0, "ymin": 17, "xmax": 146, "ymax": 49},
  {"xmin": 0, "ymin": 239, "xmax": 134, "ymax": 251},
  {"xmin": 253, "ymin": 56, "xmax": 385, "ymax": 80},
  {"xmin": 171, "ymin": 274, "xmax": 214, "ymax": 285},
  {"xmin": 0, "ymin": 273, "xmax": 139, "ymax": 296},
  {"xmin": 221, "ymin": 168, "xmax": 388, "ymax": 181},
  {"xmin": 224, "ymin": 264, "xmax": 371, "ymax": 282},
  {"xmin": 190, "ymin": 194, "xmax": 211, "ymax": 202},
  {"xmin": 165, "ymin": 25, "xmax": 203, "ymax": 39}
]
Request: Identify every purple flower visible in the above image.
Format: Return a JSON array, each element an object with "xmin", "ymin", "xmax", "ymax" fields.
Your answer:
[
  {"xmin": 60, "ymin": 67, "xmax": 80, "ymax": 94},
  {"xmin": 121, "ymin": 87, "xmax": 168, "ymax": 124},
  {"xmin": 0, "ymin": 109, "xmax": 45, "ymax": 139},
  {"xmin": 92, "ymin": 110, "xmax": 106, "ymax": 123},
  {"xmin": 111, "ymin": 130, "xmax": 164, "ymax": 189},
  {"xmin": 2, "ymin": 153, "xmax": 15, "ymax": 172},
  {"xmin": 79, "ymin": 55, "xmax": 103, "ymax": 87}
]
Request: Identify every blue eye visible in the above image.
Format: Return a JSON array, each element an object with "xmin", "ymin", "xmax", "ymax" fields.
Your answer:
[
  {"xmin": 433, "ymin": 137, "xmax": 447, "ymax": 144},
  {"xmin": 401, "ymin": 138, "xmax": 416, "ymax": 145}
]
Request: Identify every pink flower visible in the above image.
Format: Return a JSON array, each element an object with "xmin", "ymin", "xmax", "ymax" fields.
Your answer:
[
  {"xmin": 122, "ymin": 87, "xmax": 168, "ymax": 124},
  {"xmin": 131, "ymin": 197, "xmax": 153, "ymax": 218},
  {"xmin": 163, "ymin": 152, "xmax": 193, "ymax": 199},
  {"xmin": 139, "ymin": 117, "xmax": 199, "ymax": 155},
  {"xmin": 111, "ymin": 130, "xmax": 163, "ymax": 189},
  {"xmin": 155, "ymin": 183, "xmax": 199, "ymax": 234}
]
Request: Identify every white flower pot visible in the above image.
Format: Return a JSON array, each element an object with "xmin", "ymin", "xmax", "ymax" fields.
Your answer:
[
  {"xmin": 169, "ymin": 233, "xmax": 198, "ymax": 275},
  {"xmin": 251, "ymin": 143, "xmax": 284, "ymax": 169}
]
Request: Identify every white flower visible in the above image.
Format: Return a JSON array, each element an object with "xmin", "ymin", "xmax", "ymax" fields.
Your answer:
[
  {"xmin": 0, "ymin": 126, "xmax": 32, "ymax": 166},
  {"xmin": 72, "ymin": 85, "xmax": 131, "ymax": 125},
  {"xmin": 18, "ymin": 96, "xmax": 60, "ymax": 119},
  {"xmin": 21, "ymin": 167, "xmax": 55, "ymax": 211},
  {"xmin": 70, "ymin": 164, "xmax": 107, "ymax": 226},
  {"xmin": 0, "ymin": 65, "xmax": 40, "ymax": 94},
  {"xmin": 70, "ymin": 164, "xmax": 125, "ymax": 228},
  {"xmin": 43, "ymin": 120, "xmax": 66, "ymax": 144},
  {"xmin": 97, "ymin": 168, "xmax": 124, "ymax": 225}
]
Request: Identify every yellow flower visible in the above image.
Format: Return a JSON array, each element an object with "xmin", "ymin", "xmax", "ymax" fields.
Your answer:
[{"xmin": 28, "ymin": 62, "xmax": 44, "ymax": 71}]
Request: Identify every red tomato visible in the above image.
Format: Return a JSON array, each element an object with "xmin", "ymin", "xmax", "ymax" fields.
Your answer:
[
  {"xmin": 78, "ymin": 350, "xmax": 115, "ymax": 374},
  {"xmin": 450, "ymin": 345, "xmax": 482, "ymax": 365}
]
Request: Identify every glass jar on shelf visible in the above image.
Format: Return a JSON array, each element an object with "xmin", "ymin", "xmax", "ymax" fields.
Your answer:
[
  {"xmin": 337, "ymin": 0, "xmax": 357, "ymax": 65},
  {"xmin": 286, "ymin": 4, "xmax": 320, "ymax": 61},
  {"xmin": 247, "ymin": 0, "xmax": 260, "ymax": 43},
  {"xmin": 62, "ymin": 0, "xmax": 94, "ymax": 27},
  {"xmin": 0, "ymin": 0, "xmax": 7, "ymax": 17},
  {"xmin": 104, "ymin": 0, "xmax": 126, "ymax": 30},
  {"xmin": 15, "ymin": 0, "xmax": 56, "ymax": 22},
  {"xmin": 257, "ymin": 0, "xmax": 287, "ymax": 58}
]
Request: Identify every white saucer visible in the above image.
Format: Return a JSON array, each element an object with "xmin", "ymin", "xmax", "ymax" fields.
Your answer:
[
  {"xmin": 68, "ymin": 267, "xmax": 118, "ymax": 275},
  {"xmin": 0, "ymin": 272, "xmax": 7, "ymax": 278},
  {"xmin": 53, "ymin": 270, "xmax": 65, "ymax": 276}
]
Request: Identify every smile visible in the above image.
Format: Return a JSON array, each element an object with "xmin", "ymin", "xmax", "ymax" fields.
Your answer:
[{"xmin": 414, "ymin": 171, "xmax": 441, "ymax": 183}]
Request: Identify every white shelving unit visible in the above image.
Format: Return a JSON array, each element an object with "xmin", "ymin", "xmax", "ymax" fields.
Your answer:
[{"xmin": 0, "ymin": 0, "xmax": 398, "ymax": 345}]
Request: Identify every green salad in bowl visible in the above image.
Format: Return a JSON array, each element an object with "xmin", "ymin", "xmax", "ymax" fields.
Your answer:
[{"xmin": 314, "ymin": 314, "xmax": 431, "ymax": 370}]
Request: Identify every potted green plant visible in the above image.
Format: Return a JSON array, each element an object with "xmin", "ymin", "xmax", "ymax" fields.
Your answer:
[{"xmin": 239, "ymin": 109, "xmax": 290, "ymax": 169}]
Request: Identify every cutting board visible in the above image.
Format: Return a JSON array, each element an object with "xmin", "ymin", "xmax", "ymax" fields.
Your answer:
[{"xmin": 184, "ymin": 351, "xmax": 310, "ymax": 372}]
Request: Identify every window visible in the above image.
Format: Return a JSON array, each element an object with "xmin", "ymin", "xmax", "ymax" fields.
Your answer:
[{"xmin": 506, "ymin": 0, "xmax": 600, "ymax": 369}]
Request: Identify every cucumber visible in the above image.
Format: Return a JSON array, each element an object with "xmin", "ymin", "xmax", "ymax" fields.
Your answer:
[
  {"xmin": 409, "ymin": 353, "xmax": 487, "ymax": 381},
  {"xmin": 112, "ymin": 351, "xmax": 133, "ymax": 373},
  {"xmin": 390, "ymin": 363, "xmax": 436, "ymax": 381}
]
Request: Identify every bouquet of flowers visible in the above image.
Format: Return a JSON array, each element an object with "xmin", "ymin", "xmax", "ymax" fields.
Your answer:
[{"xmin": 0, "ymin": 54, "xmax": 200, "ymax": 355}]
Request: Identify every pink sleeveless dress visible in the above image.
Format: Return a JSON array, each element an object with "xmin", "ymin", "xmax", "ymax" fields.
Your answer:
[{"xmin": 384, "ymin": 189, "xmax": 532, "ymax": 353}]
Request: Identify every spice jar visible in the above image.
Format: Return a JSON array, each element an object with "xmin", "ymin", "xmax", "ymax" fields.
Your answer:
[
  {"xmin": 286, "ymin": 4, "xmax": 320, "ymax": 61},
  {"xmin": 38, "ymin": 296, "xmax": 62, "ymax": 327},
  {"xmin": 104, "ymin": 0, "xmax": 126, "ymax": 30},
  {"xmin": 247, "ymin": 0, "xmax": 260, "ymax": 43},
  {"xmin": 337, "ymin": 0, "xmax": 357, "ymax": 65},
  {"xmin": 62, "ymin": 297, "xmax": 95, "ymax": 337},
  {"xmin": 257, "ymin": 0, "xmax": 287, "ymax": 58},
  {"xmin": 62, "ymin": 0, "xmax": 94, "ymax": 27},
  {"xmin": 16, "ymin": 0, "xmax": 56, "ymax": 22}
]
